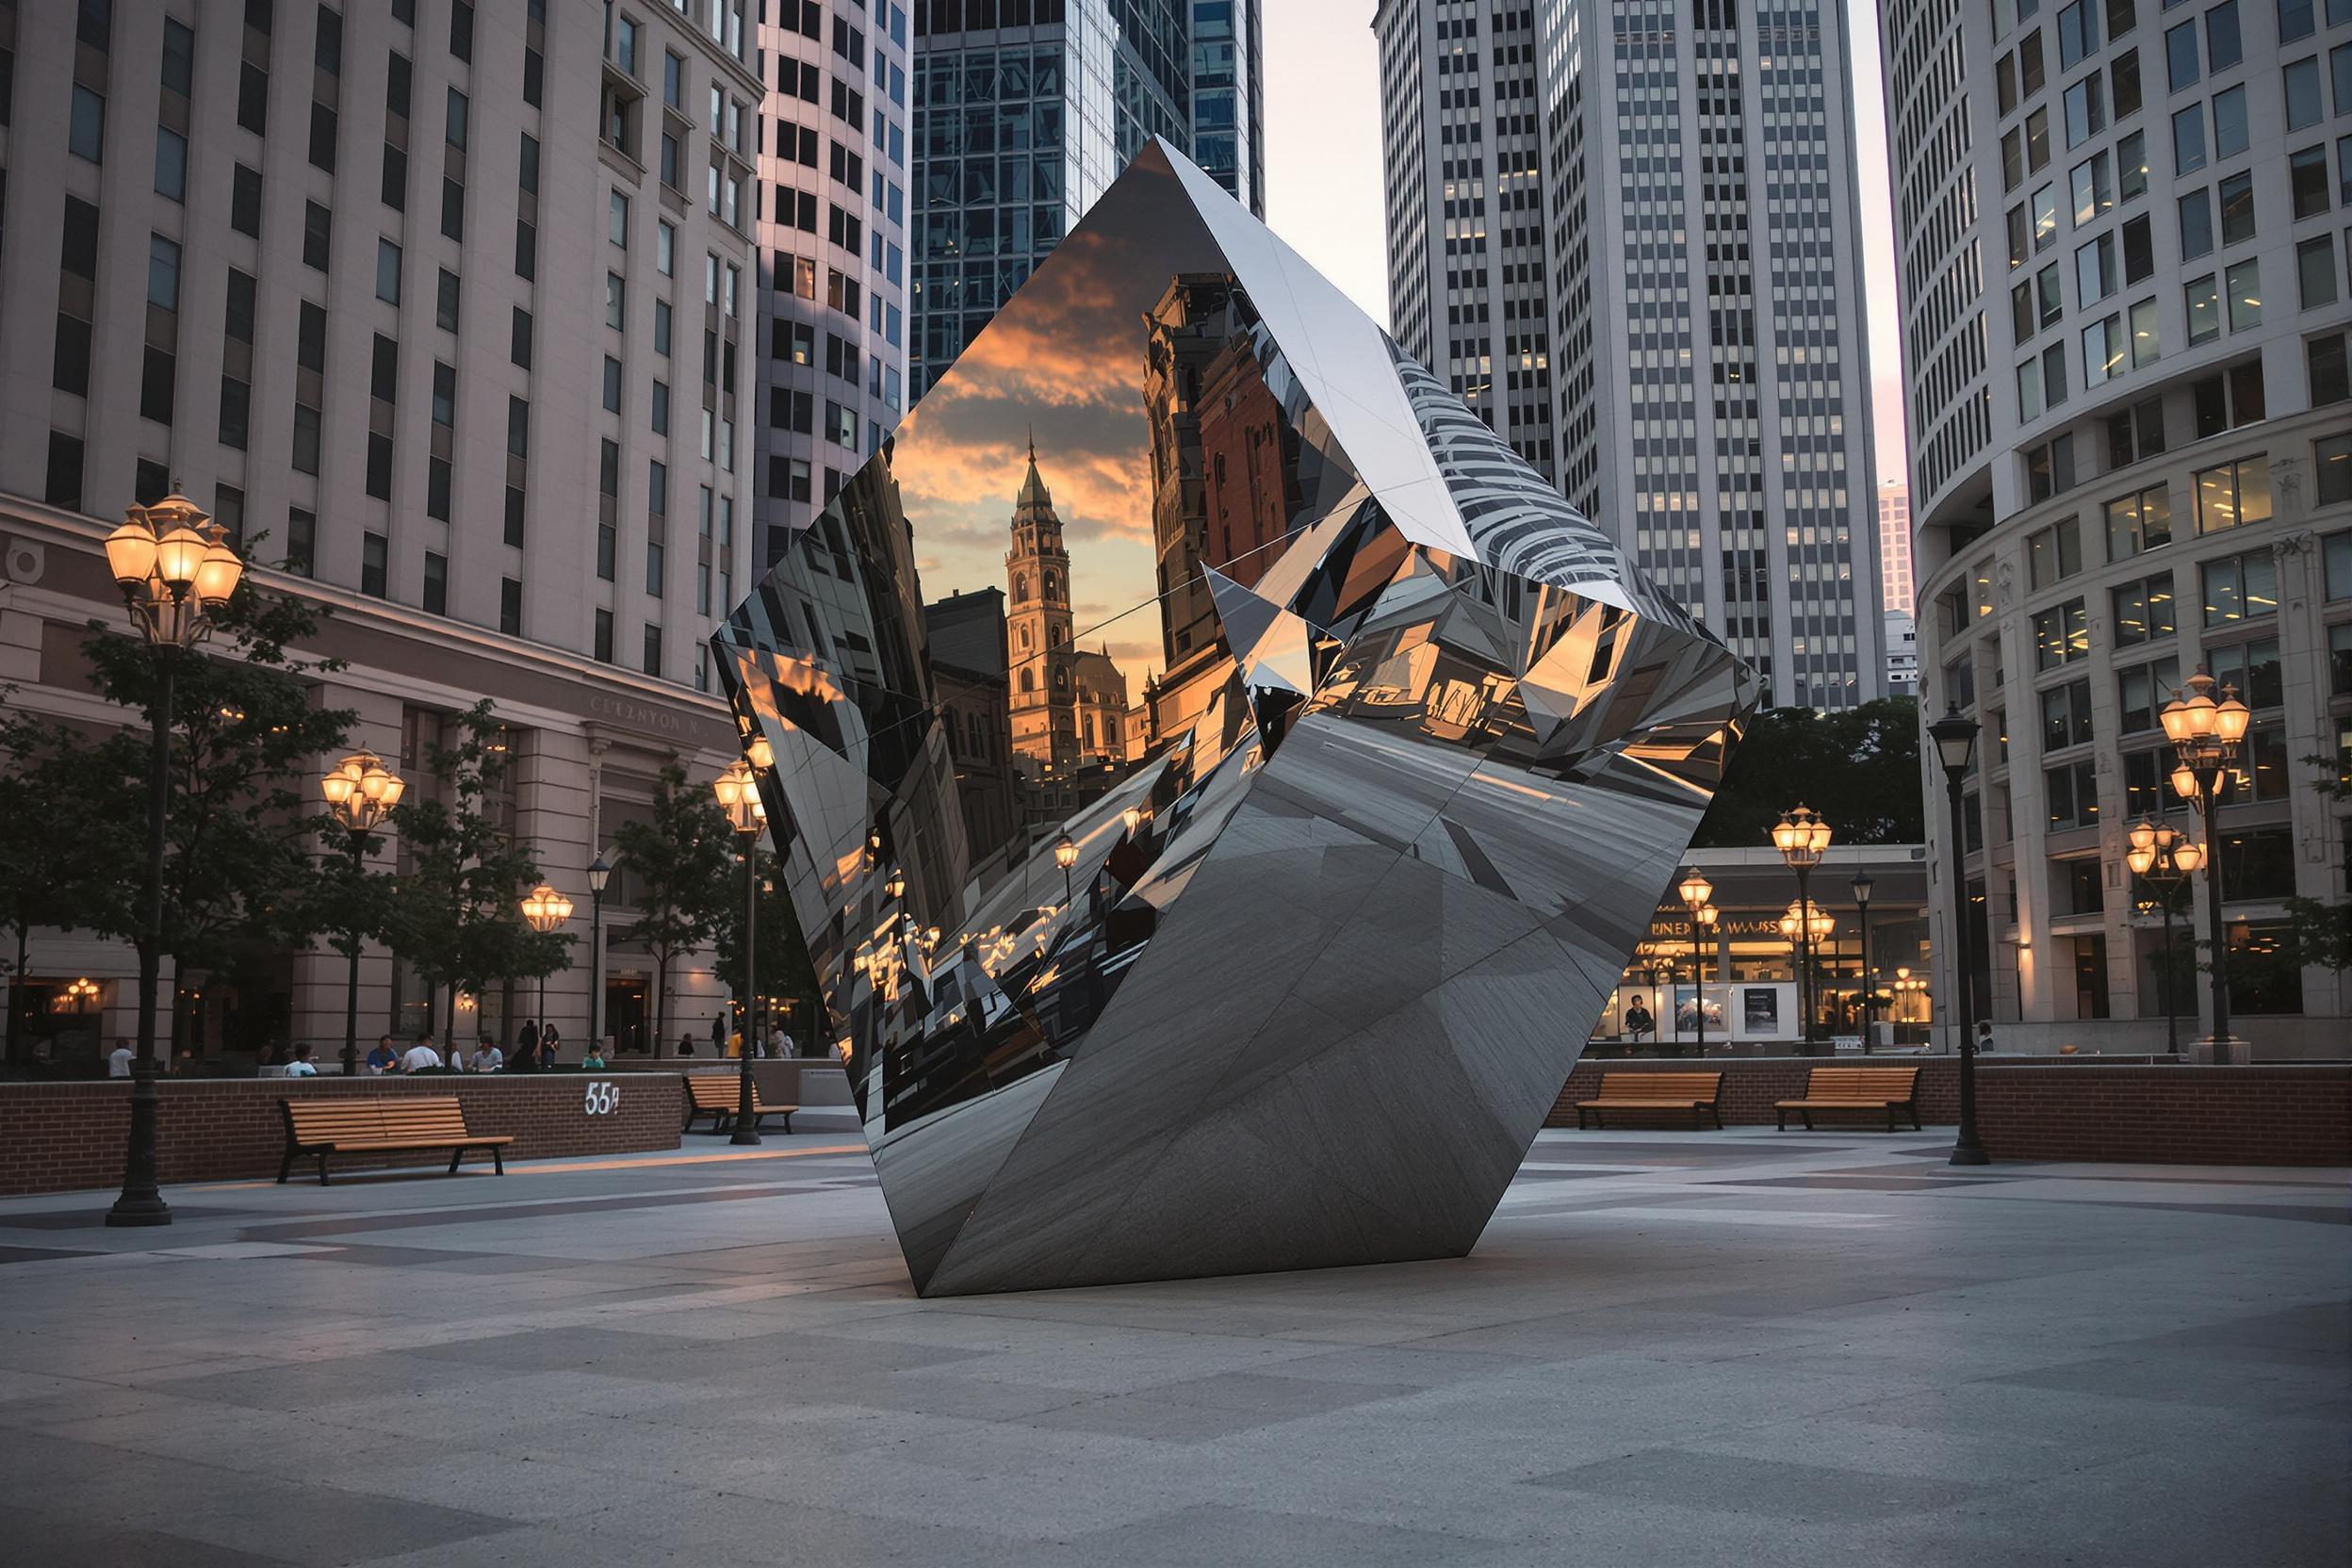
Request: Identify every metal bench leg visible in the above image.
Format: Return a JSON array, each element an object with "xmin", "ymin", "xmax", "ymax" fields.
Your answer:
[
  {"xmin": 1711, "ymin": 1104, "xmax": 1723, "ymax": 1129},
  {"xmin": 1910, "ymin": 1104, "xmax": 1922, "ymax": 1131},
  {"xmin": 781, "ymin": 1111, "xmax": 792, "ymax": 1134},
  {"xmin": 491, "ymin": 1147, "xmax": 504, "ymax": 1174},
  {"xmin": 449, "ymin": 1147, "xmax": 465, "ymax": 1173},
  {"xmin": 318, "ymin": 1152, "xmax": 332, "ymax": 1186},
  {"xmin": 1775, "ymin": 1110, "xmax": 1787, "ymax": 1131}
]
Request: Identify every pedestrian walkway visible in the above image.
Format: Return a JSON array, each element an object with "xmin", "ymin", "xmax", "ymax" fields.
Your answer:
[{"xmin": 0, "ymin": 1131, "xmax": 2342, "ymax": 1566}]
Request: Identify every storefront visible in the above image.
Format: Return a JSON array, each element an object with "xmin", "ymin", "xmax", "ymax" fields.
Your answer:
[{"xmin": 1600, "ymin": 846, "xmax": 1931, "ymax": 1055}]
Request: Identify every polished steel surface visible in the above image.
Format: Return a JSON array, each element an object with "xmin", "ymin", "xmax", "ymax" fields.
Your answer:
[{"xmin": 715, "ymin": 140, "xmax": 1760, "ymax": 1295}]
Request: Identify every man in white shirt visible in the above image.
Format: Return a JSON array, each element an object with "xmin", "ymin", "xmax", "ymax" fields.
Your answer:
[
  {"xmin": 286, "ymin": 1044, "xmax": 319, "ymax": 1076},
  {"xmin": 469, "ymin": 1037, "xmax": 504, "ymax": 1072},
  {"xmin": 399, "ymin": 1033, "xmax": 444, "ymax": 1073},
  {"xmin": 107, "ymin": 1040, "xmax": 134, "ymax": 1077}
]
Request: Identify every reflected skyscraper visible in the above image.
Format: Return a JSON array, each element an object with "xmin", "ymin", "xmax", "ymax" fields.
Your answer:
[
  {"xmin": 911, "ymin": 1, "xmax": 1265, "ymax": 400},
  {"xmin": 716, "ymin": 140, "xmax": 1757, "ymax": 1296}
]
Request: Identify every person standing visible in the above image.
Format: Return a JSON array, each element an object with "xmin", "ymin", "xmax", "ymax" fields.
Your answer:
[
  {"xmin": 514, "ymin": 1018, "xmax": 540, "ymax": 1061},
  {"xmin": 107, "ymin": 1038, "xmax": 134, "ymax": 1078},
  {"xmin": 538, "ymin": 1024, "xmax": 563, "ymax": 1070}
]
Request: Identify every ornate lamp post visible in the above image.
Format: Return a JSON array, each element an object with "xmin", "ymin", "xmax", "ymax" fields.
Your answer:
[
  {"xmin": 320, "ymin": 750, "xmax": 404, "ymax": 1076},
  {"xmin": 1054, "ymin": 831, "xmax": 1078, "ymax": 906},
  {"xmin": 587, "ymin": 853, "xmax": 612, "ymax": 1052},
  {"xmin": 1852, "ymin": 871, "xmax": 1875, "ymax": 1053},
  {"xmin": 518, "ymin": 884, "xmax": 574, "ymax": 1054},
  {"xmin": 1927, "ymin": 703, "xmax": 1987, "ymax": 1165},
  {"xmin": 2126, "ymin": 816, "xmax": 2201, "ymax": 1056},
  {"xmin": 2159, "ymin": 670, "xmax": 2250, "ymax": 1061},
  {"xmin": 712, "ymin": 749, "xmax": 768, "ymax": 1145},
  {"xmin": 1770, "ymin": 805, "xmax": 1833, "ymax": 1051},
  {"xmin": 1675, "ymin": 867, "xmax": 1714, "ymax": 1054},
  {"xmin": 103, "ymin": 494, "xmax": 243, "ymax": 1228}
]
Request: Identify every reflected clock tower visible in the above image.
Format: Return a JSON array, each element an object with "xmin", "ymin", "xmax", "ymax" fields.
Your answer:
[{"xmin": 1005, "ymin": 437, "xmax": 1076, "ymax": 770}]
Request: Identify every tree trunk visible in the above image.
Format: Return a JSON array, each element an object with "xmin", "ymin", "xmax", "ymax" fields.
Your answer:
[
  {"xmin": 651, "ymin": 952, "xmax": 668, "ymax": 1059},
  {"xmin": 5, "ymin": 923, "xmax": 24, "ymax": 1069}
]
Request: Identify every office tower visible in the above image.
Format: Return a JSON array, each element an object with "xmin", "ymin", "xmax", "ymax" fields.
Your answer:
[
  {"xmin": 1374, "ymin": 0, "xmax": 1888, "ymax": 712},
  {"xmin": 751, "ymin": 0, "xmax": 913, "ymax": 569},
  {"xmin": 1884, "ymin": 0, "xmax": 2349, "ymax": 1052},
  {"xmin": 1878, "ymin": 480, "xmax": 1916, "ymax": 612},
  {"xmin": 0, "ymin": 0, "xmax": 759, "ymax": 1054},
  {"xmin": 908, "ymin": 1, "xmax": 1264, "ymax": 399}
]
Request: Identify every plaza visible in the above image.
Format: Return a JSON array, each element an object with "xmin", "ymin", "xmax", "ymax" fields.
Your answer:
[{"xmin": 0, "ymin": 1129, "xmax": 2343, "ymax": 1567}]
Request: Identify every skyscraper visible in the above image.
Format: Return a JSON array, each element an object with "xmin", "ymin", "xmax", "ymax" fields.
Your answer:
[
  {"xmin": 908, "ymin": 1, "xmax": 1264, "ymax": 399},
  {"xmin": 0, "ymin": 0, "xmax": 760, "ymax": 1052},
  {"xmin": 752, "ymin": 0, "xmax": 914, "ymax": 570},
  {"xmin": 1883, "ymin": 0, "xmax": 2350, "ymax": 1053},
  {"xmin": 1374, "ymin": 0, "xmax": 1888, "ymax": 712},
  {"xmin": 1877, "ymin": 480, "xmax": 1915, "ymax": 613}
]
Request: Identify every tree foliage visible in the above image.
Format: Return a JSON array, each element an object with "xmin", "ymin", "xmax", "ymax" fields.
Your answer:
[
  {"xmin": 1693, "ymin": 698, "xmax": 1925, "ymax": 849},
  {"xmin": 711, "ymin": 843, "xmax": 822, "ymax": 1051},
  {"xmin": 0, "ymin": 705, "xmax": 139, "ymax": 1066},
  {"xmin": 384, "ymin": 702, "xmax": 568, "ymax": 1038},
  {"xmin": 610, "ymin": 763, "xmax": 733, "ymax": 1056}
]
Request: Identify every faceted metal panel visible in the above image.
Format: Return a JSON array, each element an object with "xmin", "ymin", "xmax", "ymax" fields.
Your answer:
[{"xmin": 714, "ymin": 139, "xmax": 1760, "ymax": 1297}]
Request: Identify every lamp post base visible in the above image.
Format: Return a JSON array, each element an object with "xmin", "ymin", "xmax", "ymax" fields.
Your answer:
[{"xmin": 2195, "ymin": 1035, "xmax": 2251, "ymax": 1065}]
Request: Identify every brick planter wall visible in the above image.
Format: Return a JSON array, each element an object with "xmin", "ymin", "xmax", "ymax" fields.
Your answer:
[
  {"xmin": 1545, "ymin": 1056, "xmax": 2352, "ymax": 1165},
  {"xmin": 0, "ymin": 1074, "xmax": 685, "ymax": 1196}
]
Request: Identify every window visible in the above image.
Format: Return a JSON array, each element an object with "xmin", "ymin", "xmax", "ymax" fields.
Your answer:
[
  {"xmin": 147, "ymin": 235, "xmax": 182, "ymax": 311},
  {"xmin": 435, "ymin": 268, "xmax": 460, "ymax": 333},
  {"xmin": 2193, "ymin": 363, "xmax": 2265, "ymax": 436},
  {"xmin": 500, "ymin": 578, "xmax": 523, "ymax": 635},
  {"xmin": 2292, "ymin": 145, "xmax": 2331, "ymax": 219},
  {"xmin": 297, "ymin": 301, "xmax": 327, "ymax": 372},
  {"xmin": 2323, "ymin": 437, "xmax": 2352, "ymax": 508},
  {"xmin": 2034, "ymin": 597, "xmax": 2091, "ymax": 668},
  {"xmin": 610, "ymin": 189, "xmax": 629, "ymax": 247},
  {"xmin": 2034, "ymin": 183, "xmax": 2061, "ymax": 250},
  {"xmin": 2332, "ymin": 621, "xmax": 2352, "ymax": 698},
  {"xmin": 606, "ymin": 272, "xmax": 625, "ymax": 330},
  {"xmin": 2314, "ymin": 335, "xmax": 2352, "ymax": 406},
  {"xmin": 2064, "ymin": 74, "xmax": 2104, "ymax": 146},
  {"xmin": 2217, "ymin": 171, "xmax": 2254, "ymax": 246},
  {"xmin": 602, "ymin": 355, "xmax": 622, "ymax": 414},
  {"xmin": 2194, "ymin": 455, "xmax": 2273, "ymax": 536},
  {"xmin": 2180, "ymin": 188, "xmax": 2213, "ymax": 260},
  {"xmin": 651, "ymin": 380, "xmax": 669, "ymax": 435},
  {"xmin": 2112, "ymin": 572, "xmax": 2177, "ymax": 645},
  {"xmin": 286, "ymin": 508, "xmax": 316, "ymax": 578},
  {"xmin": 2201, "ymin": 549, "xmax": 2278, "ymax": 625},
  {"xmin": 423, "ymin": 551, "xmax": 447, "ymax": 615},
  {"xmin": 2211, "ymin": 85, "xmax": 2246, "ymax": 160},
  {"xmin": 2060, "ymin": 0, "xmax": 2101, "ymax": 66},
  {"xmin": 2041, "ymin": 678, "xmax": 2096, "ymax": 750},
  {"xmin": 2208, "ymin": 637, "xmax": 2283, "ymax": 710},
  {"xmin": 2027, "ymin": 434, "xmax": 2078, "ymax": 503},
  {"xmin": 2165, "ymin": 20, "xmax": 2198, "ymax": 90},
  {"xmin": 2029, "ymin": 517, "xmax": 2083, "ymax": 587},
  {"xmin": 2185, "ymin": 273, "xmax": 2220, "ymax": 343},
  {"xmin": 361, "ymin": 532, "xmax": 387, "ymax": 598},
  {"xmin": 2112, "ymin": 46, "xmax": 2143, "ymax": 116},
  {"xmin": 140, "ymin": 347, "xmax": 176, "ymax": 425},
  {"xmin": 2118, "ymin": 656, "xmax": 2182, "ymax": 734},
  {"xmin": 2301, "ymin": 237, "xmax": 2341, "ymax": 309},
  {"xmin": 238, "ymin": 61, "xmax": 269, "ymax": 134},
  {"xmin": 2072, "ymin": 153, "xmax": 2114, "ymax": 223},
  {"xmin": 2038, "ymin": 262, "xmax": 2066, "ymax": 325},
  {"xmin": 431, "ymin": 360, "xmax": 456, "ymax": 427},
  {"xmin": 2107, "ymin": 397, "xmax": 2168, "ymax": 469},
  {"xmin": 642, "ymin": 624, "xmax": 662, "ymax": 678},
  {"xmin": 2172, "ymin": 104, "xmax": 2205, "ymax": 175},
  {"xmin": 2118, "ymin": 129, "xmax": 2149, "ymax": 198},
  {"xmin": 2225, "ymin": 259, "xmax": 2261, "ymax": 331},
  {"xmin": 2130, "ymin": 297, "xmax": 2162, "ymax": 366},
  {"xmin": 507, "ymin": 395, "xmax": 530, "ymax": 458},
  {"xmin": 2045, "ymin": 759, "xmax": 2102, "ymax": 829},
  {"xmin": 2285, "ymin": 55, "xmax": 2323, "ymax": 131},
  {"xmin": 155, "ymin": 126, "xmax": 188, "ymax": 200},
  {"xmin": 304, "ymin": 202, "xmax": 333, "ymax": 270},
  {"xmin": 2076, "ymin": 233, "xmax": 2116, "ymax": 303},
  {"xmin": 162, "ymin": 18, "xmax": 195, "ymax": 95},
  {"xmin": 376, "ymin": 238, "xmax": 402, "ymax": 303},
  {"xmin": 594, "ymin": 609, "xmax": 614, "ymax": 663},
  {"xmin": 2122, "ymin": 214, "xmax": 2154, "ymax": 284},
  {"xmin": 645, "ymin": 534, "xmax": 665, "ymax": 597},
  {"xmin": 69, "ymin": 84, "xmax": 105, "ymax": 162}
]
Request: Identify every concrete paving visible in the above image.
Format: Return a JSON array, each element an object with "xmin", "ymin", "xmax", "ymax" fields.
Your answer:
[{"xmin": 0, "ymin": 1128, "xmax": 2344, "ymax": 1567}]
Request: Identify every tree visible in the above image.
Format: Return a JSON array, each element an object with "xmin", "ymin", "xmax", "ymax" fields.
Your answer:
[
  {"xmin": 712, "ymin": 844, "xmax": 822, "ymax": 1053},
  {"xmin": 38, "ymin": 585, "xmax": 361, "ymax": 1054},
  {"xmin": 610, "ymin": 763, "xmax": 733, "ymax": 1056},
  {"xmin": 385, "ymin": 703, "xmax": 569, "ymax": 1039},
  {"xmin": 0, "ymin": 708, "xmax": 137, "ymax": 1068},
  {"xmin": 1693, "ymin": 697, "xmax": 1924, "ymax": 848}
]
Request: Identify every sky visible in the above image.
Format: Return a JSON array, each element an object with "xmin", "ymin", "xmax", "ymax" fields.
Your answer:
[{"xmin": 1257, "ymin": 3, "xmax": 1908, "ymax": 486}]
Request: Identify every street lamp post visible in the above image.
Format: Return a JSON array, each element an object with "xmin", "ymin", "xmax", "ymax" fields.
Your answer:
[
  {"xmin": 103, "ymin": 495, "xmax": 243, "ymax": 1228},
  {"xmin": 2159, "ymin": 670, "xmax": 2250, "ymax": 1062},
  {"xmin": 1054, "ymin": 831, "xmax": 1078, "ymax": 906},
  {"xmin": 518, "ymin": 884, "xmax": 575, "ymax": 1053},
  {"xmin": 712, "ymin": 743, "xmax": 770, "ymax": 1146},
  {"xmin": 2127, "ymin": 816, "xmax": 2202, "ymax": 1057},
  {"xmin": 320, "ymin": 750, "xmax": 405, "ymax": 1076},
  {"xmin": 587, "ymin": 854, "xmax": 611, "ymax": 1052},
  {"xmin": 1927, "ymin": 704, "xmax": 1987, "ymax": 1166},
  {"xmin": 1771, "ymin": 805, "xmax": 1833, "ymax": 1052},
  {"xmin": 1852, "ymin": 871, "xmax": 1875, "ymax": 1054},
  {"xmin": 1676, "ymin": 867, "xmax": 1713, "ymax": 1055}
]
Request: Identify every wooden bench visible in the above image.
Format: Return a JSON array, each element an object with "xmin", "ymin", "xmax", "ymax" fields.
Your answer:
[
  {"xmin": 1576, "ymin": 1070, "xmax": 1723, "ymax": 1130},
  {"xmin": 278, "ymin": 1096, "xmax": 513, "ymax": 1185},
  {"xmin": 1775, "ymin": 1066, "xmax": 1923, "ymax": 1131},
  {"xmin": 683, "ymin": 1073, "xmax": 797, "ymax": 1135}
]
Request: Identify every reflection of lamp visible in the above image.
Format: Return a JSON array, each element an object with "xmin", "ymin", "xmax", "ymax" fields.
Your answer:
[
  {"xmin": 1054, "ymin": 832, "xmax": 1078, "ymax": 905},
  {"xmin": 2160, "ymin": 670, "xmax": 2247, "ymax": 1059},
  {"xmin": 62, "ymin": 977, "xmax": 101, "ymax": 1014}
]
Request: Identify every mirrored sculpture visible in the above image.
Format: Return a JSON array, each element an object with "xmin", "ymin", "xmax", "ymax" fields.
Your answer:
[{"xmin": 714, "ymin": 140, "xmax": 1760, "ymax": 1297}]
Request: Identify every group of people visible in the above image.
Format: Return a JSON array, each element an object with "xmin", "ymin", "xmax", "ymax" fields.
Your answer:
[{"xmin": 359, "ymin": 1020, "xmax": 594, "ymax": 1074}]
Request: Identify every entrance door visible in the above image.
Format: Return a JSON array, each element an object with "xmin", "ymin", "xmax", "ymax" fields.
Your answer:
[{"xmin": 604, "ymin": 977, "xmax": 648, "ymax": 1054}]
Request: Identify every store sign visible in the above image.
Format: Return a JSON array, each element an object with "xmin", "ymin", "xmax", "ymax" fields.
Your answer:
[
  {"xmin": 1647, "ymin": 911, "xmax": 1794, "ymax": 939},
  {"xmin": 584, "ymin": 692, "xmax": 689, "ymax": 739}
]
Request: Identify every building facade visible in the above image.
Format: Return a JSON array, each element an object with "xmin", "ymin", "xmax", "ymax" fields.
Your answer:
[
  {"xmin": 1882, "ymin": 0, "xmax": 2351, "ymax": 1054},
  {"xmin": 1885, "ymin": 608, "xmax": 1921, "ymax": 695},
  {"xmin": 907, "ymin": 0, "xmax": 1264, "ymax": 399},
  {"xmin": 751, "ymin": 0, "xmax": 912, "ymax": 571},
  {"xmin": 1878, "ymin": 479, "xmax": 1916, "ymax": 611},
  {"xmin": 0, "ymin": 0, "xmax": 764, "ymax": 1063},
  {"xmin": 1374, "ymin": 0, "xmax": 1887, "ymax": 712}
]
